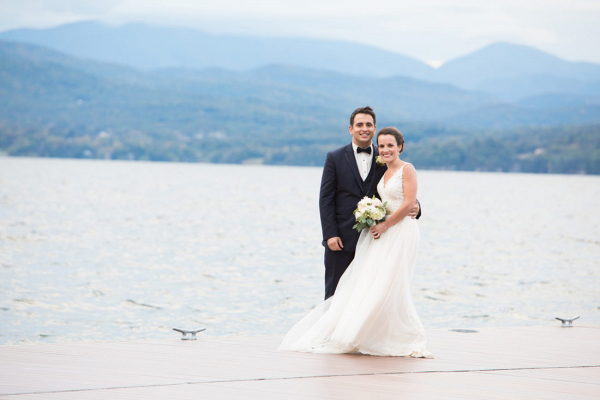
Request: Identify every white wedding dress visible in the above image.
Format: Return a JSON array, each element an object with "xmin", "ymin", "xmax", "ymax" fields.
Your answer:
[{"xmin": 280, "ymin": 163, "xmax": 432, "ymax": 358}]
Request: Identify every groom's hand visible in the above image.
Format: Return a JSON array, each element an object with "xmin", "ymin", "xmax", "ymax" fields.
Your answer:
[
  {"xmin": 327, "ymin": 237, "xmax": 344, "ymax": 251},
  {"xmin": 408, "ymin": 200, "xmax": 420, "ymax": 219}
]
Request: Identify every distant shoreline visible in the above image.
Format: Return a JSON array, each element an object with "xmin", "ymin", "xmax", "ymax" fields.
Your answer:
[{"xmin": 2, "ymin": 155, "xmax": 598, "ymax": 176}]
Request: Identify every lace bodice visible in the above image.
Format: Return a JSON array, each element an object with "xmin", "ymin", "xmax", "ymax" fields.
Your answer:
[{"xmin": 377, "ymin": 163, "xmax": 410, "ymax": 213}]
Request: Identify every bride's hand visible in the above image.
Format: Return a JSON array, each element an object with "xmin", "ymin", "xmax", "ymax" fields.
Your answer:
[{"xmin": 370, "ymin": 222, "xmax": 388, "ymax": 238}]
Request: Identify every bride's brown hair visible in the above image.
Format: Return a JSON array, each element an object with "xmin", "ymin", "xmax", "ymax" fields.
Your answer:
[{"xmin": 377, "ymin": 127, "xmax": 404, "ymax": 153}]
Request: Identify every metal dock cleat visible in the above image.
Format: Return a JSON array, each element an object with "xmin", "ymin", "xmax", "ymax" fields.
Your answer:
[
  {"xmin": 173, "ymin": 328, "xmax": 206, "ymax": 340},
  {"xmin": 555, "ymin": 316, "xmax": 580, "ymax": 327}
]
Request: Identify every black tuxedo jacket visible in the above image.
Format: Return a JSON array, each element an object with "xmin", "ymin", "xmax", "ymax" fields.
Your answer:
[{"xmin": 319, "ymin": 143, "xmax": 387, "ymax": 253}]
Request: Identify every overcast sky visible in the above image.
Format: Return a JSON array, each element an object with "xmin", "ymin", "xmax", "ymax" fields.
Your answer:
[{"xmin": 1, "ymin": 0, "xmax": 599, "ymax": 66}]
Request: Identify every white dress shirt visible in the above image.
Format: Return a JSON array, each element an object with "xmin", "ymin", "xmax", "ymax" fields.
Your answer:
[{"xmin": 352, "ymin": 142, "xmax": 373, "ymax": 181}]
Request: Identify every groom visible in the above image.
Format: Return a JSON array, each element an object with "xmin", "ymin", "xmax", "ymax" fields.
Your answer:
[{"xmin": 319, "ymin": 106, "xmax": 421, "ymax": 299}]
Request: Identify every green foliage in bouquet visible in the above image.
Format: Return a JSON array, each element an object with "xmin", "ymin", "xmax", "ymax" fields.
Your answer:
[{"xmin": 352, "ymin": 196, "xmax": 388, "ymax": 233}]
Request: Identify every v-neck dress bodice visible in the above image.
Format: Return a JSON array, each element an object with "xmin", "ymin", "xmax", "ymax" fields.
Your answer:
[{"xmin": 377, "ymin": 163, "xmax": 409, "ymax": 214}]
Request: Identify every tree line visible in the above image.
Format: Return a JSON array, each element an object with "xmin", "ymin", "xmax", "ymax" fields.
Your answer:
[{"xmin": 1, "ymin": 122, "xmax": 598, "ymax": 174}]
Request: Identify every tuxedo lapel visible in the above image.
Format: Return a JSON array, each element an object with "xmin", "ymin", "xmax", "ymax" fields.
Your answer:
[
  {"xmin": 344, "ymin": 144, "xmax": 364, "ymax": 189},
  {"xmin": 367, "ymin": 147, "xmax": 386, "ymax": 195}
]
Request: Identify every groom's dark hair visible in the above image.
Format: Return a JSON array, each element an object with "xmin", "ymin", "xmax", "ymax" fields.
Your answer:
[{"xmin": 350, "ymin": 106, "xmax": 376, "ymax": 127}]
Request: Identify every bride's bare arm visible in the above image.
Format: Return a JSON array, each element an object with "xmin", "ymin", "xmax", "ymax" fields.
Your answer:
[{"xmin": 370, "ymin": 164, "xmax": 418, "ymax": 237}]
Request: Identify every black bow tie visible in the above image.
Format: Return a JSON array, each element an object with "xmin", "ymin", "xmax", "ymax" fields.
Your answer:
[{"xmin": 357, "ymin": 146, "xmax": 372, "ymax": 155}]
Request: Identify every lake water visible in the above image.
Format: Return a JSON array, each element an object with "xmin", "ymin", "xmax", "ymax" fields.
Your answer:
[{"xmin": 1, "ymin": 157, "xmax": 599, "ymax": 345}]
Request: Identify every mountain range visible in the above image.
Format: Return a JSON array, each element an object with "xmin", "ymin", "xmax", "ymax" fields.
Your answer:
[
  {"xmin": 0, "ymin": 22, "xmax": 431, "ymax": 81},
  {"xmin": 2, "ymin": 21, "xmax": 600, "ymax": 102},
  {"xmin": 0, "ymin": 22, "xmax": 599, "ymax": 173},
  {"xmin": 1, "ymin": 38, "xmax": 599, "ymax": 134}
]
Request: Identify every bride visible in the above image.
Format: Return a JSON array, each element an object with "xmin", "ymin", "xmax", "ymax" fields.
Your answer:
[{"xmin": 279, "ymin": 127, "xmax": 432, "ymax": 358}]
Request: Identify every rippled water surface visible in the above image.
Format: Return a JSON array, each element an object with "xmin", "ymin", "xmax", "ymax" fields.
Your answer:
[{"xmin": 1, "ymin": 157, "xmax": 599, "ymax": 344}]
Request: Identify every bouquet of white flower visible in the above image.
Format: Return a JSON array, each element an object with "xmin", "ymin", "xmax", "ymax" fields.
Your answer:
[{"xmin": 353, "ymin": 196, "xmax": 388, "ymax": 237}]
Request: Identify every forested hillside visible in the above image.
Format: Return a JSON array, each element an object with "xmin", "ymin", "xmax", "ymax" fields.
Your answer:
[{"xmin": 1, "ymin": 40, "xmax": 599, "ymax": 174}]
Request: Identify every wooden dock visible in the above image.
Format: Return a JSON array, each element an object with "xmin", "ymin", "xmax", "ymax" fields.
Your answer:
[{"xmin": 1, "ymin": 326, "xmax": 598, "ymax": 399}]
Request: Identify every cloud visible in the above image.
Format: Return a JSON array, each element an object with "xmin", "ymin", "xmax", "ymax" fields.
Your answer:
[
  {"xmin": 0, "ymin": 0, "xmax": 118, "ymax": 30},
  {"xmin": 1, "ymin": 0, "xmax": 599, "ymax": 63}
]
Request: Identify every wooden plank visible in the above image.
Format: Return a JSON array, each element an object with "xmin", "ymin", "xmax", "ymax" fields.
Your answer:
[
  {"xmin": 1, "ymin": 368, "xmax": 598, "ymax": 399},
  {"xmin": 0, "ymin": 326, "xmax": 598, "ymax": 399}
]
